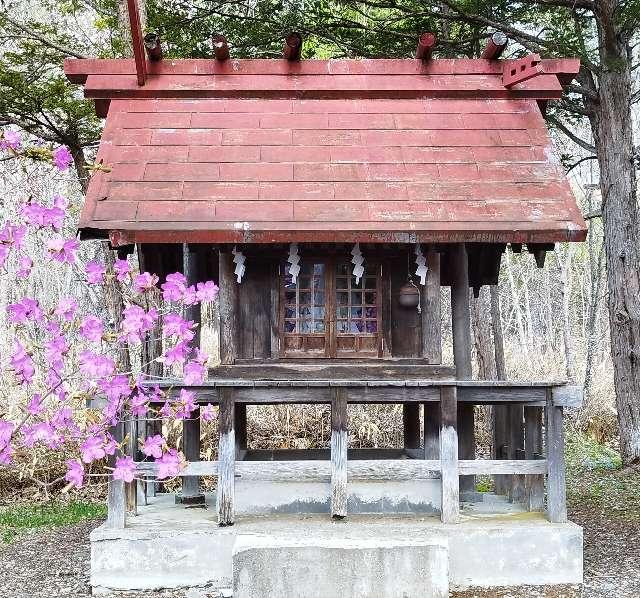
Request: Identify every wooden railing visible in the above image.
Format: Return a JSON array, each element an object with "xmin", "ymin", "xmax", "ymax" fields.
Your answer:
[{"xmin": 102, "ymin": 380, "xmax": 581, "ymax": 529}]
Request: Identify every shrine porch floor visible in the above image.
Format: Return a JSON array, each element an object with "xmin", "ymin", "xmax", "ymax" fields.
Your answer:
[{"xmin": 90, "ymin": 492, "xmax": 583, "ymax": 596}]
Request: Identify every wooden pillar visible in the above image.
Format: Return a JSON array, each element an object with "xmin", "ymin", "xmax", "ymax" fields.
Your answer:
[
  {"xmin": 217, "ymin": 388, "xmax": 235, "ymax": 526},
  {"xmin": 125, "ymin": 414, "xmax": 138, "ymax": 514},
  {"xmin": 439, "ymin": 386, "xmax": 459, "ymax": 523},
  {"xmin": 421, "ymin": 247, "xmax": 441, "ymax": 363},
  {"xmin": 424, "ymin": 403, "xmax": 440, "ymax": 459},
  {"xmin": 219, "ymin": 249, "xmax": 238, "ymax": 365},
  {"xmin": 546, "ymin": 391, "xmax": 567, "ymax": 522},
  {"xmin": 450, "ymin": 243, "xmax": 475, "ymax": 493},
  {"xmin": 331, "ymin": 388, "xmax": 348, "ymax": 519},
  {"xmin": 403, "ymin": 404, "xmax": 421, "ymax": 450},
  {"xmin": 509, "ymin": 405, "xmax": 526, "ymax": 503},
  {"xmin": 106, "ymin": 421, "xmax": 126, "ymax": 529},
  {"xmin": 493, "ymin": 406, "xmax": 510, "ymax": 495},
  {"xmin": 235, "ymin": 403, "xmax": 248, "ymax": 460},
  {"xmin": 525, "ymin": 405, "xmax": 544, "ymax": 511},
  {"xmin": 178, "ymin": 244, "xmax": 204, "ymax": 504}
]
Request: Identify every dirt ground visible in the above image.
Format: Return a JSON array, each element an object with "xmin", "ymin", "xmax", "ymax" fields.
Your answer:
[{"xmin": 0, "ymin": 501, "xmax": 638, "ymax": 598}]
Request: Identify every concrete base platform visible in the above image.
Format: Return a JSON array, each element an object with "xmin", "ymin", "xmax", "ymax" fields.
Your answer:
[{"xmin": 91, "ymin": 493, "xmax": 583, "ymax": 595}]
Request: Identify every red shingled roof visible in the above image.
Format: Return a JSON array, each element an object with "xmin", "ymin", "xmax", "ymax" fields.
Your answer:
[{"xmin": 66, "ymin": 58, "xmax": 586, "ymax": 245}]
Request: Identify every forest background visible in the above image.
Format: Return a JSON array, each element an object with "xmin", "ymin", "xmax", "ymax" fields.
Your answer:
[{"xmin": 0, "ymin": 0, "xmax": 635, "ymax": 495}]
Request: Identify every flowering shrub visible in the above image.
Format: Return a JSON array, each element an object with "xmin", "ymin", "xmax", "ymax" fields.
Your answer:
[{"xmin": 0, "ymin": 128, "xmax": 219, "ymax": 490}]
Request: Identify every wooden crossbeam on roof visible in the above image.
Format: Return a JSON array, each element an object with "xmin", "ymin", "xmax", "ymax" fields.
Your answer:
[
  {"xmin": 284, "ymin": 32, "xmax": 302, "ymax": 61},
  {"xmin": 481, "ymin": 32, "xmax": 508, "ymax": 60},
  {"xmin": 416, "ymin": 32, "xmax": 436, "ymax": 61},
  {"xmin": 126, "ymin": 0, "xmax": 146, "ymax": 85},
  {"xmin": 213, "ymin": 34, "xmax": 230, "ymax": 61}
]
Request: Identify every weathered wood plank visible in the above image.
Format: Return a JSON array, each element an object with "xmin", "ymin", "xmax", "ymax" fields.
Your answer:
[
  {"xmin": 179, "ymin": 245, "xmax": 204, "ymax": 503},
  {"xmin": 217, "ymin": 388, "xmax": 235, "ymax": 526},
  {"xmin": 525, "ymin": 405, "xmax": 545, "ymax": 511},
  {"xmin": 106, "ymin": 421, "xmax": 126, "ymax": 529},
  {"xmin": 235, "ymin": 402, "xmax": 248, "ymax": 459},
  {"xmin": 551, "ymin": 384, "xmax": 583, "ymax": 408},
  {"xmin": 218, "ymin": 249, "xmax": 238, "ymax": 365},
  {"xmin": 270, "ymin": 262, "xmax": 280, "ymax": 358},
  {"xmin": 546, "ymin": 390, "xmax": 567, "ymax": 523},
  {"xmin": 424, "ymin": 402, "xmax": 440, "ymax": 459},
  {"xmin": 458, "ymin": 459, "xmax": 547, "ymax": 474},
  {"xmin": 331, "ymin": 388, "xmax": 348, "ymax": 519},
  {"xmin": 422, "ymin": 247, "xmax": 442, "ymax": 364},
  {"xmin": 403, "ymin": 403, "xmax": 421, "ymax": 449},
  {"xmin": 135, "ymin": 458, "xmax": 442, "ymax": 480},
  {"xmin": 440, "ymin": 386, "xmax": 459, "ymax": 523},
  {"xmin": 450, "ymin": 243, "xmax": 474, "ymax": 494},
  {"xmin": 492, "ymin": 404, "xmax": 510, "ymax": 495},
  {"xmin": 509, "ymin": 405, "xmax": 526, "ymax": 503}
]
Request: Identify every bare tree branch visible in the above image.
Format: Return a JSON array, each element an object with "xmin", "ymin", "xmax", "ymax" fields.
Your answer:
[
  {"xmin": 547, "ymin": 113, "xmax": 597, "ymax": 152},
  {"xmin": 1, "ymin": 14, "xmax": 88, "ymax": 59}
]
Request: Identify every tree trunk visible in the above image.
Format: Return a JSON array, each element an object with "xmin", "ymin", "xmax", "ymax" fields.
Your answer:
[
  {"xmin": 470, "ymin": 287, "xmax": 497, "ymax": 379},
  {"xmin": 556, "ymin": 246, "xmax": 577, "ymax": 383},
  {"xmin": 588, "ymin": 3, "xmax": 640, "ymax": 464},
  {"xmin": 490, "ymin": 285, "xmax": 507, "ymax": 379}
]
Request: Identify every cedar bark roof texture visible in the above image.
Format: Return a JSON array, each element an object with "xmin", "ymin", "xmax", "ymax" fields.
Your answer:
[{"xmin": 65, "ymin": 58, "xmax": 587, "ymax": 245}]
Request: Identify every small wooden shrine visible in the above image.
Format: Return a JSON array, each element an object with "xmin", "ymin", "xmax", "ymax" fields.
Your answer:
[{"xmin": 65, "ymin": 16, "xmax": 586, "ymax": 596}]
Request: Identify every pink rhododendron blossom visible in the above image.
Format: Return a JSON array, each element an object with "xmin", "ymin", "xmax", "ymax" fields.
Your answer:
[
  {"xmin": 51, "ymin": 407, "xmax": 75, "ymax": 431},
  {"xmin": 142, "ymin": 434, "xmax": 164, "ymax": 459},
  {"xmin": 65, "ymin": 459, "xmax": 84, "ymax": 488},
  {"xmin": 0, "ymin": 419, "xmax": 14, "ymax": 448},
  {"xmin": 47, "ymin": 236, "xmax": 79, "ymax": 264},
  {"xmin": 8, "ymin": 297, "xmax": 43, "ymax": 323},
  {"xmin": 0, "ymin": 445, "xmax": 14, "ymax": 465},
  {"xmin": 22, "ymin": 422, "xmax": 62, "ymax": 449},
  {"xmin": 79, "ymin": 350, "xmax": 115, "ymax": 379},
  {"xmin": 52, "ymin": 145, "xmax": 73, "ymax": 171},
  {"xmin": 163, "ymin": 314, "xmax": 195, "ymax": 341},
  {"xmin": 159, "ymin": 401, "xmax": 172, "ymax": 418},
  {"xmin": 11, "ymin": 341, "xmax": 35, "ymax": 384},
  {"xmin": 27, "ymin": 394, "xmax": 43, "ymax": 415},
  {"xmin": 21, "ymin": 198, "xmax": 66, "ymax": 231},
  {"xmin": 130, "ymin": 392, "xmax": 148, "ymax": 417},
  {"xmin": 54, "ymin": 297, "xmax": 78, "ymax": 321},
  {"xmin": 162, "ymin": 340, "xmax": 190, "ymax": 366},
  {"xmin": 80, "ymin": 434, "xmax": 108, "ymax": 463},
  {"xmin": 201, "ymin": 403, "xmax": 216, "ymax": 422},
  {"xmin": 182, "ymin": 285, "xmax": 197, "ymax": 305},
  {"xmin": 113, "ymin": 258, "xmax": 131, "ymax": 282},
  {"xmin": 79, "ymin": 315, "xmax": 104, "ymax": 343},
  {"xmin": 0, "ymin": 222, "xmax": 26, "ymax": 249},
  {"xmin": 161, "ymin": 272, "xmax": 187, "ymax": 302},
  {"xmin": 175, "ymin": 389, "xmax": 197, "ymax": 420},
  {"xmin": 113, "ymin": 456, "xmax": 136, "ymax": 483},
  {"xmin": 155, "ymin": 449, "xmax": 183, "ymax": 480},
  {"xmin": 121, "ymin": 305, "xmax": 158, "ymax": 343},
  {"xmin": 85, "ymin": 261, "xmax": 106, "ymax": 284},
  {"xmin": 196, "ymin": 280, "xmax": 219, "ymax": 302},
  {"xmin": 0, "ymin": 129, "xmax": 21, "ymax": 150},
  {"xmin": 45, "ymin": 334, "xmax": 69, "ymax": 375},
  {"xmin": 17, "ymin": 255, "xmax": 33, "ymax": 278},
  {"xmin": 133, "ymin": 271, "xmax": 159, "ymax": 293},
  {"xmin": 99, "ymin": 375, "xmax": 131, "ymax": 403},
  {"xmin": 183, "ymin": 360, "xmax": 205, "ymax": 385}
]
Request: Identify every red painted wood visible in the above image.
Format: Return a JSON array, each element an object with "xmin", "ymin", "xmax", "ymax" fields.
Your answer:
[
  {"xmin": 82, "ymin": 73, "xmax": 564, "ymax": 100},
  {"xmin": 126, "ymin": 0, "xmax": 147, "ymax": 86},
  {"xmin": 503, "ymin": 54, "xmax": 543, "ymax": 87},
  {"xmin": 76, "ymin": 88, "xmax": 586, "ymax": 244},
  {"xmin": 65, "ymin": 58, "xmax": 580, "ymax": 79}
]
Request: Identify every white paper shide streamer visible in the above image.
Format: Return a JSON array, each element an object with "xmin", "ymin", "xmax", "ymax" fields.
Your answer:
[
  {"xmin": 415, "ymin": 244, "xmax": 428, "ymax": 286},
  {"xmin": 287, "ymin": 242, "xmax": 301, "ymax": 283},
  {"xmin": 232, "ymin": 246, "xmax": 246, "ymax": 283},
  {"xmin": 351, "ymin": 242, "xmax": 364, "ymax": 284}
]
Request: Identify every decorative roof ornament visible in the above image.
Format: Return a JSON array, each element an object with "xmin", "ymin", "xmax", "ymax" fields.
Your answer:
[
  {"xmin": 351, "ymin": 243, "xmax": 364, "ymax": 284},
  {"xmin": 287, "ymin": 243, "xmax": 301, "ymax": 283},
  {"xmin": 415, "ymin": 244, "xmax": 428, "ymax": 286},
  {"xmin": 231, "ymin": 246, "xmax": 246, "ymax": 283}
]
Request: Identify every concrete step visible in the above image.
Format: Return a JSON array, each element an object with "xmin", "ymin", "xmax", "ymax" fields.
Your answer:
[{"xmin": 232, "ymin": 534, "xmax": 449, "ymax": 598}]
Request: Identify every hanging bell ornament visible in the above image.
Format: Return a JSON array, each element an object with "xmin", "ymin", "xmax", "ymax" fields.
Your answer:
[{"xmin": 398, "ymin": 280, "xmax": 420, "ymax": 308}]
